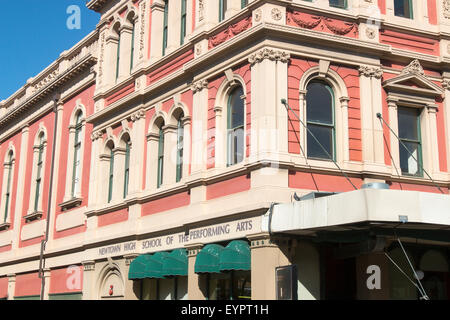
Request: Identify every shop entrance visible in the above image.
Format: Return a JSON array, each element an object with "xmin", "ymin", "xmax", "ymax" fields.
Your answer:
[
  {"xmin": 207, "ymin": 270, "xmax": 251, "ymax": 300},
  {"xmin": 322, "ymin": 246, "xmax": 357, "ymax": 300}
]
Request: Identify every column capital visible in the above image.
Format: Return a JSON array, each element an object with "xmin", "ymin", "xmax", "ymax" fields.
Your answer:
[
  {"xmin": 442, "ymin": 79, "xmax": 450, "ymax": 90},
  {"xmin": 82, "ymin": 260, "xmax": 96, "ymax": 272},
  {"xmin": 248, "ymin": 48, "xmax": 291, "ymax": 66},
  {"xmin": 191, "ymin": 80, "xmax": 208, "ymax": 93},
  {"xmin": 162, "ymin": 124, "xmax": 178, "ymax": 134},
  {"xmin": 130, "ymin": 109, "xmax": 146, "ymax": 122},
  {"xmin": 213, "ymin": 106, "xmax": 223, "ymax": 116},
  {"xmin": 124, "ymin": 254, "xmax": 139, "ymax": 266},
  {"xmin": 358, "ymin": 66, "xmax": 383, "ymax": 79},
  {"xmin": 426, "ymin": 104, "xmax": 438, "ymax": 113},
  {"xmin": 247, "ymin": 232, "xmax": 277, "ymax": 248},
  {"xmin": 185, "ymin": 243, "xmax": 204, "ymax": 257}
]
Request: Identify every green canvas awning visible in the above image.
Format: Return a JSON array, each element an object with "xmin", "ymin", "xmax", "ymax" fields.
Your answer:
[
  {"xmin": 219, "ymin": 240, "xmax": 251, "ymax": 271},
  {"xmin": 162, "ymin": 248, "xmax": 188, "ymax": 277},
  {"xmin": 128, "ymin": 252, "xmax": 169, "ymax": 280},
  {"xmin": 145, "ymin": 251, "xmax": 170, "ymax": 279},
  {"xmin": 194, "ymin": 244, "xmax": 225, "ymax": 274},
  {"xmin": 128, "ymin": 254, "xmax": 153, "ymax": 280}
]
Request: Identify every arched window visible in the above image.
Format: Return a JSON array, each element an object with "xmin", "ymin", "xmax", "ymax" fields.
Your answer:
[
  {"xmin": 107, "ymin": 143, "xmax": 115, "ymax": 203},
  {"xmin": 72, "ymin": 111, "xmax": 83, "ymax": 198},
  {"xmin": 34, "ymin": 133, "xmax": 45, "ymax": 212},
  {"xmin": 227, "ymin": 86, "xmax": 245, "ymax": 166},
  {"xmin": 123, "ymin": 137, "xmax": 131, "ymax": 198},
  {"xmin": 3, "ymin": 151, "xmax": 14, "ymax": 223},
  {"xmin": 157, "ymin": 124, "xmax": 165, "ymax": 188},
  {"xmin": 306, "ymin": 81, "xmax": 335, "ymax": 161},
  {"xmin": 176, "ymin": 113, "xmax": 184, "ymax": 182}
]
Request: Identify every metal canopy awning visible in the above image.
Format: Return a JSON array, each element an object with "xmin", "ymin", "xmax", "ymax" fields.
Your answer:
[{"xmin": 262, "ymin": 188, "xmax": 450, "ymax": 244}]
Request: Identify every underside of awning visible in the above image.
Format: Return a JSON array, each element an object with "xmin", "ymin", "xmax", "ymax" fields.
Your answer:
[{"xmin": 262, "ymin": 189, "xmax": 450, "ymax": 244}]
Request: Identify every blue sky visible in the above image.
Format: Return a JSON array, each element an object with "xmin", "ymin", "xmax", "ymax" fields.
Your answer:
[{"xmin": 0, "ymin": 1, "xmax": 100, "ymax": 100}]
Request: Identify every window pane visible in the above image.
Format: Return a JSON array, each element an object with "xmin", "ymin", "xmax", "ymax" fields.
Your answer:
[
  {"xmin": 394, "ymin": 0, "xmax": 413, "ymax": 18},
  {"xmin": 306, "ymin": 82, "xmax": 333, "ymax": 125},
  {"xmin": 329, "ymin": 0, "xmax": 347, "ymax": 9},
  {"xmin": 234, "ymin": 127, "xmax": 245, "ymax": 164},
  {"xmin": 307, "ymin": 124, "xmax": 333, "ymax": 160},
  {"xmin": 400, "ymin": 141, "xmax": 420, "ymax": 176},
  {"xmin": 398, "ymin": 107, "xmax": 419, "ymax": 141},
  {"xmin": 229, "ymin": 87, "xmax": 245, "ymax": 129}
]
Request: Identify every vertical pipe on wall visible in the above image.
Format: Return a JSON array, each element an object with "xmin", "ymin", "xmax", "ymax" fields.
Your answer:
[{"xmin": 39, "ymin": 96, "xmax": 60, "ymax": 300}]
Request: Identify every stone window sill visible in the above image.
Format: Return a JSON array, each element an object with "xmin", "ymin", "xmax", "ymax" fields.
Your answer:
[
  {"xmin": 59, "ymin": 197, "xmax": 83, "ymax": 211},
  {"xmin": 24, "ymin": 211, "xmax": 43, "ymax": 223},
  {"xmin": 0, "ymin": 222, "xmax": 11, "ymax": 231}
]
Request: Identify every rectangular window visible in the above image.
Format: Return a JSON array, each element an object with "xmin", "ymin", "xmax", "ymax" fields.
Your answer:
[
  {"xmin": 180, "ymin": 0, "xmax": 187, "ymax": 45},
  {"xmin": 157, "ymin": 129, "xmax": 165, "ymax": 188},
  {"xmin": 394, "ymin": 0, "xmax": 413, "ymax": 19},
  {"xmin": 398, "ymin": 107, "xmax": 422, "ymax": 176},
  {"xmin": 116, "ymin": 32, "xmax": 121, "ymax": 80},
  {"xmin": 72, "ymin": 126, "xmax": 82, "ymax": 197},
  {"xmin": 219, "ymin": 0, "xmax": 227, "ymax": 22},
  {"xmin": 176, "ymin": 120, "xmax": 184, "ymax": 183},
  {"xmin": 3, "ymin": 162, "xmax": 12, "ymax": 222},
  {"xmin": 241, "ymin": 0, "xmax": 248, "ymax": 9},
  {"xmin": 124, "ymin": 141, "xmax": 130, "ymax": 198},
  {"xmin": 163, "ymin": 0, "xmax": 169, "ymax": 55},
  {"xmin": 130, "ymin": 22, "xmax": 135, "ymax": 72},
  {"xmin": 329, "ymin": 0, "xmax": 347, "ymax": 9},
  {"xmin": 108, "ymin": 150, "xmax": 114, "ymax": 203},
  {"xmin": 34, "ymin": 146, "xmax": 44, "ymax": 212}
]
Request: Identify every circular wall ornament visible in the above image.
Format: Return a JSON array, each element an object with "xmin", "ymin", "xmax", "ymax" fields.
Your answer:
[
  {"xmin": 271, "ymin": 8, "xmax": 282, "ymax": 21},
  {"xmin": 366, "ymin": 27, "xmax": 376, "ymax": 39},
  {"xmin": 254, "ymin": 9, "xmax": 262, "ymax": 22}
]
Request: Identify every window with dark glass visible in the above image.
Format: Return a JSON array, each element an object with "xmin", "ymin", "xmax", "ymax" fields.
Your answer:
[
  {"xmin": 157, "ymin": 125, "xmax": 165, "ymax": 188},
  {"xmin": 3, "ymin": 152, "xmax": 13, "ymax": 223},
  {"xmin": 116, "ymin": 31, "xmax": 121, "ymax": 80},
  {"xmin": 398, "ymin": 107, "xmax": 422, "ymax": 176},
  {"xmin": 394, "ymin": 0, "xmax": 413, "ymax": 19},
  {"xmin": 124, "ymin": 139, "xmax": 131, "ymax": 198},
  {"xmin": 241, "ymin": 0, "xmax": 248, "ymax": 9},
  {"xmin": 219, "ymin": 0, "xmax": 227, "ymax": 22},
  {"xmin": 108, "ymin": 147, "xmax": 114, "ymax": 203},
  {"xmin": 130, "ymin": 21, "xmax": 135, "ymax": 72},
  {"xmin": 306, "ymin": 81, "xmax": 335, "ymax": 160},
  {"xmin": 34, "ymin": 134, "xmax": 45, "ymax": 212},
  {"xmin": 227, "ymin": 86, "xmax": 245, "ymax": 166},
  {"xmin": 176, "ymin": 114, "xmax": 184, "ymax": 183},
  {"xmin": 163, "ymin": 0, "xmax": 169, "ymax": 55},
  {"xmin": 180, "ymin": 0, "xmax": 187, "ymax": 45},
  {"xmin": 329, "ymin": 0, "xmax": 347, "ymax": 9},
  {"xmin": 72, "ymin": 112, "xmax": 83, "ymax": 198}
]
